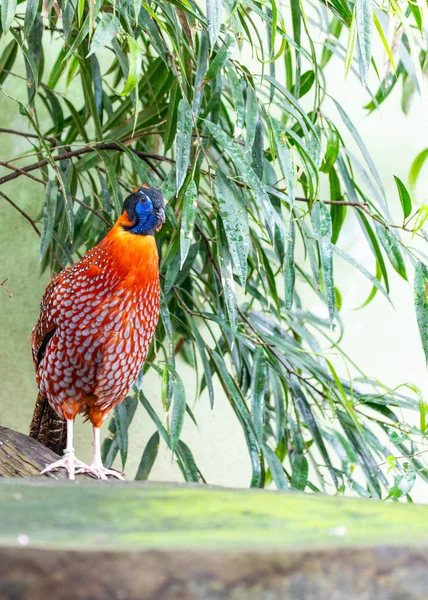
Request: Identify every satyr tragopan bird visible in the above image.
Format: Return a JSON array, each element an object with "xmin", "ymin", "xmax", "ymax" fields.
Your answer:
[{"xmin": 29, "ymin": 185, "xmax": 165, "ymax": 480}]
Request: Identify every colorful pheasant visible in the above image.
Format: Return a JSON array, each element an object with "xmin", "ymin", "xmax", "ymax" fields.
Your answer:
[{"xmin": 30, "ymin": 186, "xmax": 165, "ymax": 480}]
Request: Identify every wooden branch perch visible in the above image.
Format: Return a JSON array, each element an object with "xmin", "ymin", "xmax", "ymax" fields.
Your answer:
[{"xmin": 0, "ymin": 426, "xmax": 91, "ymax": 479}]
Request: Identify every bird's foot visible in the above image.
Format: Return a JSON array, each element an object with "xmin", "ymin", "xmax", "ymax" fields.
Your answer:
[
  {"xmin": 75, "ymin": 462, "xmax": 125, "ymax": 481},
  {"xmin": 40, "ymin": 452, "xmax": 92, "ymax": 481}
]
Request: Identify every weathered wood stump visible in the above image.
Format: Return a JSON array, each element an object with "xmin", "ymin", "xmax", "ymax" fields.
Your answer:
[
  {"xmin": 1, "ymin": 427, "xmax": 428, "ymax": 599},
  {"xmin": 0, "ymin": 425, "xmax": 91, "ymax": 478}
]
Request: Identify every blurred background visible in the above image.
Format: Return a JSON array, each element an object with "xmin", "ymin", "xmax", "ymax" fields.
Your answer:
[{"xmin": 1, "ymin": 33, "xmax": 428, "ymax": 494}]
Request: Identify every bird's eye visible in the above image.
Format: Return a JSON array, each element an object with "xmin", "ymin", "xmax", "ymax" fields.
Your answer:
[{"xmin": 138, "ymin": 190, "xmax": 148, "ymax": 203}]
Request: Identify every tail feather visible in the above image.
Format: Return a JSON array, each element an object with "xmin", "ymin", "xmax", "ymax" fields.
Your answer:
[{"xmin": 29, "ymin": 393, "xmax": 67, "ymax": 455}]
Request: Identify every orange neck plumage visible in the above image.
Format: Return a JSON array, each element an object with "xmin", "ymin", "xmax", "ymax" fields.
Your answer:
[{"xmin": 101, "ymin": 213, "xmax": 160, "ymax": 286}]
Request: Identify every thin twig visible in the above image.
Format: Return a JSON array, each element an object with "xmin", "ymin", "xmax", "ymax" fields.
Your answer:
[
  {"xmin": 0, "ymin": 161, "xmax": 46, "ymax": 185},
  {"xmin": 0, "ymin": 142, "xmax": 174, "ymax": 188},
  {"xmin": 0, "ymin": 189, "xmax": 40, "ymax": 235},
  {"xmin": 378, "ymin": 448, "xmax": 428, "ymax": 468},
  {"xmin": 72, "ymin": 197, "xmax": 111, "ymax": 226},
  {"xmin": 1, "ymin": 189, "xmax": 64, "ymax": 268},
  {"xmin": 0, "ymin": 278, "xmax": 13, "ymax": 298},
  {"xmin": 295, "ymin": 196, "xmax": 369, "ymax": 207},
  {"xmin": 0, "ymin": 128, "xmax": 58, "ymax": 146}
]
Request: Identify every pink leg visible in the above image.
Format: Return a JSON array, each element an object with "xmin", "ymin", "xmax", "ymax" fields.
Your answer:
[
  {"xmin": 76, "ymin": 426, "xmax": 124, "ymax": 480},
  {"xmin": 40, "ymin": 419, "xmax": 94, "ymax": 480}
]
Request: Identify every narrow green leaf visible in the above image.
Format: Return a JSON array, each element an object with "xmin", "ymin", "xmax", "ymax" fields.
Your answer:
[
  {"xmin": 290, "ymin": 0, "xmax": 301, "ymax": 96},
  {"xmin": 78, "ymin": 51, "xmax": 103, "ymax": 141},
  {"xmin": 47, "ymin": 48, "xmax": 67, "ymax": 90},
  {"xmin": 245, "ymin": 86, "xmax": 258, "ymax": 155},
  {"xmin": 159, "ymin": 290, "xmax": 173, "ymax": 340},
  {"xmin": 215, "ymin": 171, "xmax": 249, "ymax": 287},
  {"xmin": 409, "ymin": 2, "xmax": 423, "ymax": 34},
  {"xmin": 58, "ymin": 161, "xmax": 74, "ymax": 241},
  {"xmin": 344, "ymin": 8, "xmax": 357, "ymax": 78},
  {"xmin": 227, "ymin": 64, "xmax": 245, "ymax": 130},
  {"xmin": 119, "ymin": 35, "xmax": 142, "ymax": 96},
  {"xmin": 139, "ymin": 392, "xmax": 171, "ymax": 449},
  {"xmin": 206, "ymin": 0, "xmax": 222, "ymax": 49},
  {"xmin": 284, "ymin": 217, "xmax": 295, "ymax": 311},
  {"xmin": 209, "ymin": 348, "xmax": 263, "ymax": 487},
  {"xmin": 393, "ymin": 175, "xmax": 412, "ymax": 220},
  {"xmin": 180, "ymin": 180, "xmax": 198, "ymax": 267},
  {"xmin": 135, "ymin": 431, "xmax": 160, "ymax": 480},
  {"xmin": 1, "ymin": 0, "xmax": 17, "ymax": 35},
  {"xmin": 205, "ymin": 120, "xmax": 275, "ymax": 233},
  {"xmin": 332, "ymin": 245, "xmax": 390, "ymax": 304},
  {"xmin": 23, "ymin": 0, "xmax": 39, "ymax": 38},
  {"xmin": 40, "ymin": 180, "xmax": 58, "ymax": 261},
  {"xmin": 0, "ymin": 39, "xmax": 18, "ymax": 86},
  {"xmin": 216, "ymin": 219, "xmax": 238, "ymax": 335},
  {"xmin": 252, "ymin": 116, "xmax": 264, "ymax": 179},
  {"xmin": 251, "ymin": 348, "xmax": 266, "ymax": 443},
  {"xmin": 192, "ymin": 32, "xmax": 208, "ymax": 116},
  {"xmin": 375, "ymin": 224, "xmax": 407, "ymax": 281},
  {"xmin": 373, "ymin": 11, "xmax": 396, "ymax": 75},
  {"xmin": 333, "ymin": 100, "xmax": 385, "ymax": 202},
  {"xmin": 205, "ymin": 41, "xmax": 230, "ymax": 82},
  {"xmin": 291, "ymin": 70, "xmax": 314, "ymax": 99},
  {"xmin": 10, "ymin": 28, "xmax": 39, "ymax": 95},
  {"xmin": 188, "ymin": 317, "xmax": 214, "ymax": 409},
  {"xmin": 291, "ymin": 453, "xmax": 308, "ymax": 490},
  {"xmin": 415, "ymin": 261, "xmax": 428, "ymax": 363},
  {"xmin": 355, "ymin": 0, "xmax": 373, "ymax": 85},
  {"xmin": 176, "ymin": 99, "xmax": 193, "ymax": 192},
  {"xmin": 271, "ymin": 117, "xmax": 295, "ymax": 207},
  {"xmin": 115, "ymin": 401, "xmax": 129, "ymax": 469},
  {"xmin": 263, "ymin": 444, "xmax": 288, "ymax": 489},
  {"xmin": 102, "ymin": 397, "xmax": 138, "ymax": 468},
  {"xmin": 176, "ymin": 440, "xmax": 203, "ymax": 483},
  {"xmin": 311, "ymin": 202, "xmax": 335, "ymax": 324},
  {"xmin": 409, "ymin": 148, "xmax": 428, "ymax": 191},
  {"xmin": 320, "ymin": 128, "xmax": 339, "ymax": 174},
  {"xmin": 64, "ymin": 14, "xmax": 91, "ymax": 60},
  {"xmin": 169, "ymin": 366, "xmax": 186, "ymax": 451},
  {"xmin": 63, "ymin": 98, "xmax": 90, "ymax": 143},
  {"xmin": 88, "ymin": 13, "xmax": 121, "ymax": 56},
  {"xmin": 337, "ymin": 410, "xmax": 385, "ymax": 497},
  {"xmin": 356, "ymin": 210, "xmax": 390, "ymax": 293},
  {"xmin": 137, "ymin": 6, "xmax": 167, "ymax": 62},
  {"xmin": 329, "ymin": 169, "xmax": 345, "ymax": 245},
  {"xmin": 291, "ymin": 379, "xmax": 337, "ymax": 486}
]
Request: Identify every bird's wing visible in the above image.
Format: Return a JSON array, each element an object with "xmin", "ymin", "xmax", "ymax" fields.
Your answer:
[{"xmin": 31, "ymin": 272, "xmax": 65, "ymax": 370}]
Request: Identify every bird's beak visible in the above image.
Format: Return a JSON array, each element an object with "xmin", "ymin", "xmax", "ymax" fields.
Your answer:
[{"xmin": 156, "ymin": 207, "xmax": 166, "ymax": 230}]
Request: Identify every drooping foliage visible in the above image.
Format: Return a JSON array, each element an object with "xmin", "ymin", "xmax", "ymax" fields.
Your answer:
[{"xmin": 1, "ymin": 0, "xmax": 428, "ymax": 497}]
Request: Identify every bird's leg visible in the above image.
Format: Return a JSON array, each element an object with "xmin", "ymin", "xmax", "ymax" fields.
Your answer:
[
  {"xmin": 41, "ymin": 419, "xmax": 97, "ymax": 480},
  {"xmin": 76, "ymin": 426, "xmax": 124, "ymax": 480},
  {"xmin": 40, "ymin": 419, "xmax": 77, "ymax": 479}
]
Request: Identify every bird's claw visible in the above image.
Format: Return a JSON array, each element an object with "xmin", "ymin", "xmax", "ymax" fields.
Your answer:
[
  {"xmin": 41, "ymin": 455, "xmax": 93, "ymax": 480},
  {"xmin": 75, "ymin": 463, "xmax": 125, "ymax": 480}
]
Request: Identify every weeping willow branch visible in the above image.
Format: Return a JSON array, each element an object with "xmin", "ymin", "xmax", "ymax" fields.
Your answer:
[
  {"xmin": 0, "ymin": 128, "xmax": 58, "ymax": 146},
  {"xmin": 0, "ymin": 142, "xmax": 174, "ymax": 187},
  {"xmin": 0, "ymin": 137, "xmax": 413, "ymax": 255}
]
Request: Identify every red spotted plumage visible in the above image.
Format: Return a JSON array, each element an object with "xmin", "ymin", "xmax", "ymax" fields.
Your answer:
[{"xmin": 30, "ymin": 185, "xmax": 165, "ymax": 480}]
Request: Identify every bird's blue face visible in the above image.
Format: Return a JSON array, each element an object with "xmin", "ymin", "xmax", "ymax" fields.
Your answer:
[
  {"xmin": 131, "ymin": 191, "xmax": 161, "ymax": 235},
  {"xmin": 121, "ymin": 186, "xmax": 166, "ymax": 236}
]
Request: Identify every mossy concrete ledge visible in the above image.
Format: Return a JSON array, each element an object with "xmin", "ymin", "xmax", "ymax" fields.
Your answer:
[
  {"xmin": 1, "ymin": 426, "xmax": 428, "ymax": 599},
  {"xmin": 0, "ymin": 481, "xmax": 428, "ymax": 599}
]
